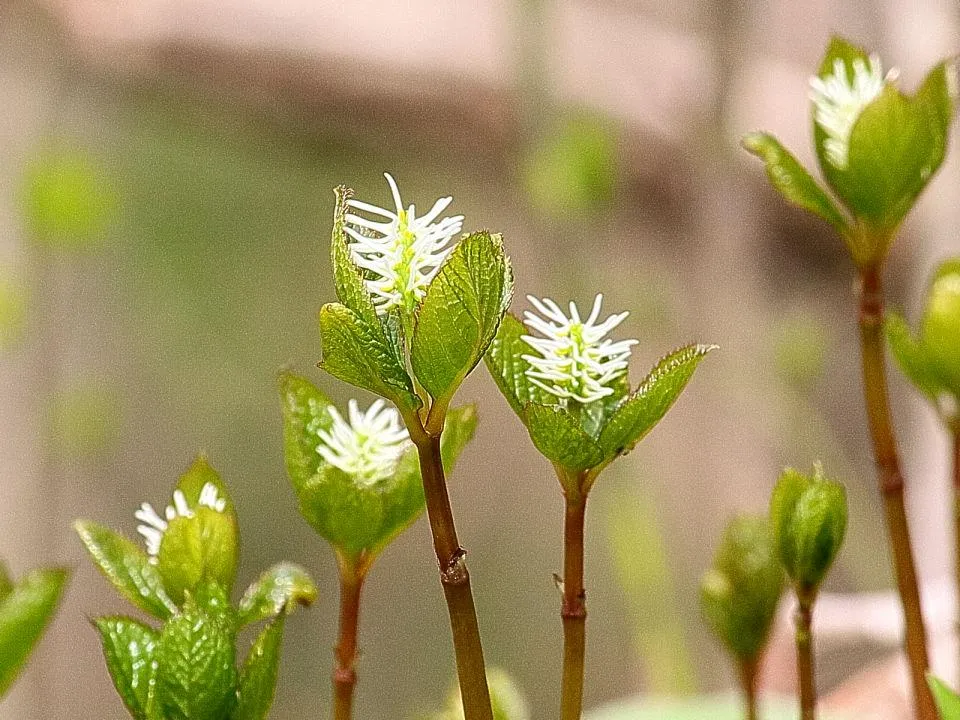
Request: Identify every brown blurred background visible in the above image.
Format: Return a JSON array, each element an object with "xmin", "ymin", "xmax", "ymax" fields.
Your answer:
[{"xmin": 1, "ymin": 1, "xmax": 958, "ymax": 718}]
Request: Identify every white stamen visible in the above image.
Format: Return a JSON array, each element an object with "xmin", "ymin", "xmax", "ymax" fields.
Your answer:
[
  {"xmin": 135, "ymin": 482, "xmax": 228, "ymax": 562},
  {"xmin": 315, "ymin": 399, "xmax": 411, "ymax": 486},
  {"xmin": 521, "ymin": 293, "xmax": 638, "ymax": 406}
]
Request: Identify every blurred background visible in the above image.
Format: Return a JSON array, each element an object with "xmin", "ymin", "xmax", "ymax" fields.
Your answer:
[{"xmin": 1, "ymin": 1, "xmax": 958, "ymax": 718}]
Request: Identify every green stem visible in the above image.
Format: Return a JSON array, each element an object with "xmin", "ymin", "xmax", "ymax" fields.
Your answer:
[
  {"xmin": 857, "ymin": 264, "xmax": 936, "ymax": 720},
  {"xmin": 794, "ymin": 598, "xmax": 815, "ymax": 720},
  {"xmin": 407, "ymin": 416, "xmax": 493, "ymax": 720},
  {"xmin": 738, "ymin": 657, "xmax": 759, "ymax": 720},
  {"xmin": 560, "ymin": 480, "xmax": 587, "ymax": 720},
  {"xmin": 333, "ymin": 554, "xmax": 367, "ymax": 720}
]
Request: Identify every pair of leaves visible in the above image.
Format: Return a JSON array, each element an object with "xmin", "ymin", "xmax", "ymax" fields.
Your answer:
[
  {"xmin": 279, "ymin": 372, "xmax": 477, "ymax": 558},
  {"xmin": 96, "ymin": 594, "xmax": 287, "ymax": 720},
  {"xmin": 744, "ymin": 36, "xmax": 956, "ymax": 266},
  {"xmin": 320, "ymin": 187, "xmax": 514, "ymax": 410},
  {"xmin": 485, "ymin": 316, "xmax": 713, "ymax": 478},
  {"xmin": 0, "ymin": 564, "xmax": 69, "ymax": 697},
  {"xmin": 76, "ymin": 456, "xmax": 239, "ymax": 611}
]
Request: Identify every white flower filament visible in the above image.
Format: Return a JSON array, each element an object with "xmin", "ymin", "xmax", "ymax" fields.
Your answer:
[
  {"xmin": 135, "ymin": 482, "xmax": 227, "ymax": 561},
  {"xmin": 315, "ymin": 399, "xmax": 411, "ymax": 486}
]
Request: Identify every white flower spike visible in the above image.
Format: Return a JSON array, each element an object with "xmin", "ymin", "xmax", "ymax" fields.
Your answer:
[
  {"xmin": 316, "ymin": 399, "xmax": 411, "ymax": 486},
  {"xmin": 521, "ymin": 294, "xmax": 638, "ymax": 405},
  {"xmin": 809, "ymin": 54, "xmax": 895, "ymax": 169},
  {"xmin": 344, "ymin": 173, "xmax": 464, "ymax": 314},
  {"xmin": 135, "ymin": 482, "xmax": 227, "ymax": 561}
]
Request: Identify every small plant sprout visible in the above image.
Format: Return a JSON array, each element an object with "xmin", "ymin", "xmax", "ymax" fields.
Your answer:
[
  {"xmin": 770, "ymin": 465, "xmax": 848, "ymax": 720},
  {"xmin": 486, "ymin": 294, "xmax": 714, "ymax": 720},
  {"xmin": 429, "ymin": 669, "xmax": 531, "ymax": 720},
  {"xmin": 279, "ymin": 373, "xmax": 476, "ymax": 720},
  {"xmin": 887, "ymin": 258, "xmax": 960, "ymax": 671},
  {"xmin": 743, "ymin": 35, "xmax": 956, "ymax": 720},
  {"xmin": 314, "ymin": 174, "xmax": 509, "ymax": 720},
  {"xmin": 75, "ymin": 456, "xmax": 317, "ymax": 720},
  {"xmin": 0, "ymin": 560, "xmax": 69, "ymax": 699},
  {"xmin": 700, "ymin": 515, "xmax": 784, "ymax": 720}
]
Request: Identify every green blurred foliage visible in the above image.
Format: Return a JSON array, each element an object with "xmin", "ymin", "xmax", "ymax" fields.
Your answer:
[
  {"xmin": 48, "ymin": 382, "xmax": 121, "ymax": 457},
  {"xmin": 425, "ymin": 668, "xmax": 530, "ymax": 720},
  {"xmin": 771, "ymin": 313, "xmax": 829, "ymax": 390},
  {"xmin": 22, "ymin": 146, "xmax": 114, "ymax": 249},
  {"xmin": 585, "ymin": 694, "xmax": 851, "ymax": 720},
  {"xmin": 523, "ymin": 111, "xmax": 618, "ymax": 218},
  {"xmin": 0, "ymin": 276, "xmax": 27, "ymax": 349}
]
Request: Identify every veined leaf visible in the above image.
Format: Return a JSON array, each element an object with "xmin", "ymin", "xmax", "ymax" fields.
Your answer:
[
  {"xmin": 234, "ymin": 617, "xmax": 285, "ymax": 720},
  {"xmin": 411, "ymin": 231, "xmax": 513, "ymax": 402},
  {"xmin": 94, "ymin": 616, "xmax": 159, "ymax": 720},
  {"xmin": 278, "ymin": 372, "xmax": 335, "ymax": 492},
  {"xmin": 484, "ymin": 313, "xmax": 555, "ymax": 420},
  {"xmin": 330, "ymin": 185, "xmax": 379, "ymax": 325},
  {"xmin": 524, "ymin": 404, "xmax": 604, "ymax": 473},
  {"xmin": 237, "ymin": 563, "xmax": 317, "ymax": 627}
]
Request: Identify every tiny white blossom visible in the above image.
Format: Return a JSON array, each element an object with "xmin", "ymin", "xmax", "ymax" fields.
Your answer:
[
  {"xmin": 809, "ymin": 54, "xmax": 894, "ymax": 169},
  {"xmin": 344, "ymin": 173, "xmax": 464, "ymax": 314},
  {"xmin": 521, "ymin": 294, "xmax": 638, "ymax": 405},
  {"xmin": 135, "ymin": 482, "xmax": 227, "ymax": 561},
  {"xmin": 316, "ymin": 399, "xmax": 411, "ymax": 486}
]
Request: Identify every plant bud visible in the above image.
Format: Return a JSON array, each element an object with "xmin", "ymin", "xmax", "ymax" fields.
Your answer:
[{"xmin": 922, "ymin": 259, "xmax": 960, "ymax": 401}]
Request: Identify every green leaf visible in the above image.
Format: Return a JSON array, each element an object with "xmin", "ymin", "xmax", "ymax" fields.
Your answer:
[
  {"xmin": 929, "ymin": 675, "xmax": 960, "ymax": 720},
  {"xmin": 237, "ymin": 563, "xmax": 318, "ymax": 626},
  {"xmin": 278, "ymin": 372, "xmax": 334, "ymax": 492},
  {"xmin": 440, "ymin": 404, "xmax": 479, "ymax": 474},
  {"xmin": 234, "ymin": 616, "xmax": 285, "ymax": 720},
  {"xmin": 524, "ymin": 404, "xmax": 604, "ymax": 473},
  {"xmin": 484, "ymin": 313, "xmax": 560, "ymax": 420},
  {"xmin": 318, "ymin": 302, "xmax": 419, "ymax": 412},
  {"xmin": 94, "ymin": 616, "xmax": 159, "ymax": 720},
  {"xmin": 297, "ymin": 464, "xmax": 387, "ymax": 557},
  {"xmin": 411, "ymin": 231, "xmax": 513, "ymax": 401},
  {"xmin": 155, "ymin": 595, "xmax": 237, "ymax": 720},
  {"xmin": 0, "ymin": 568, "xmax": 69, "ymax": 697},
  {"xmin": 885, "ymin": 312, "xmax": 942, "ymax": 401},
  {"xmin": 741, "ymin": 132, "xmax": 847, "ymax": 232},
  {"xmin": 598, "ymin": 344, "xmax": 715, "ymax": 459},
  {"xmin": 0, "ymin": 562, "xmax": 13, "ymax": 602},
  {"xmin": 75, "ymin": 520, "xmax": 177, "ymax": 618},
  {"xmin": 922, "ymin": 257, "xmax": 960, "ymax": 400},
  {"xmin": 330, "ymin": 186, "xmax": 380, "ymax": 325}
]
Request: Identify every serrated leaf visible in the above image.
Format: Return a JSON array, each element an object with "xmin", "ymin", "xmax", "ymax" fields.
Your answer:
[
  {"xmin": 411, "ymin": 231, "xmax": 513, "ymax": 401},
  {"xmin": 741, "ymin": 132, "xmax": 847, "ymax": 232},
  {"xmin": 297, "ymin": 464, "xmax": 387, "ymax": 557},
  {"xmin": 524, "ymin": 404, "xmax": 604, "ymax": 473},
  {"xmin": 330, "ymin": 186, "xmax": 379, "ymax": 325},
  {"xmin": 233, "ymin": 617, "xmax": 285, "ymax": 720},
  {"xmin": 929, "ymin": 675, "xmax": 960, "ymax": 720},
  {"xmin": 278, "ymin": 373, "xmax": 334, "ymax": 492},
  {"xmin": 484, "ymin": 313, "xmax": 556, "ymax": 419},
  {"xmin": 75, "ymin": 520, "xmax": 177, "ymax": 619},
  {"xmin": 155, "ymin": 596, "xmax": 237, "ymax": 720},
  {"xmin": 885, "ymin": 312, "xmax": 943, "ymax": 400},
  {"xmin": 237, "ymin": 564, "xmax": 317, "ymax": 626},
  {"xmin": 94, "ymin": 616, "xmax": 159, "ymax": 720},
  {"xmin": 0, "ymin": 568, "xmax": 69, "ymax": 697},
  {"xmin": 318, "ymin": 302, "xmax": 419, "ymax": 412},
  {"xmin": 598, "ymin": 344, "xmax": 714, "ymax": 459}
]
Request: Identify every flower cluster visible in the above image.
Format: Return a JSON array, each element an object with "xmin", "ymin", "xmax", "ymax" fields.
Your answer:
[
  {"xmin": 521, "ymin": 294, "xmax": 637, "ymax": 405},
  {"xmin": 344, "ymin": 173, "xmax": 463, "ymax": 314},
  {"xmin": 315, "ymin": 399, "xmax": 411, "ymax": 486},
  {"xmin": 809, "ymin": 55, "xmax": 891, "ymax": 169},
  {"xmin": 135, "ymin": 483, "xmax": 227, "ymax": 560}
]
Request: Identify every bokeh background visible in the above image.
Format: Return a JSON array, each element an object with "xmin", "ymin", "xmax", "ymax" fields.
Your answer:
[{"xmin": 1, "ymin": 1, "xmax": 958, "ymax": 718}]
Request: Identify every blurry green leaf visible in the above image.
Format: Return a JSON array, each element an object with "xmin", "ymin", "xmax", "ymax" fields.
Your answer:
[
  {"xmin": 0, "ymin": 562, "xmax": 12, "ymax": 602},
  {"xmin": 524, "ymin": 404, "xmax": 603, "ymax": 473},
  {"xmin": 75, "ymin": 520, "xmax": 177, "ymax": 619},
  {"xmin": 484, "ymin": 313, "xmax": 555, "ymax": 420},
  {"xmin": 318, "ymin": 302, "xmax": 419, "ymax": 412},
  {"xmin": 278, "ymin": 372, "xmax": 335, "ymax": 492},
  {"xmin": 741, "ymin": 132, "xmax": 847, "ymax": 232},
  {"xmin": 929, "ymin": 675, "xmax": 960, "ymax": 720},
  {"xmin": 330, "ymin": 186, "xmax": 380, "ymax": 326},
  {"xmin": 598, "ymin": 344, "xmax": 714, "ymax": 460},
  {"xmin": 22, "ymin": 147, "xmax": 113, "ymax": 249},
  {"xmin": 432, "ymin": 668, "xmax": 531, "ymax": 720},
  {"xmin": 524, "ymin": 112, "xmax": 618, "ymax": 218},
  {"xmin": 49, "ymin": 383, "xmax": 120, "ymax": 457},
  {"xmin": 155, "ymin": 595, "xmax": 237, "ymax": 720},
  {"xmin": 440, "ymin": 404, "xmax": 479, "ymax": 474},
  {"xmin": 699, "ymin": 515, "xmax": 784, "ymax": 663},
  {"xmin": 585, "ymin": 694, "xmax": 850, "ymax": 720},
  {"xmin": 94, "ymin": 616, "xmax": 159, "ymax": 720},
  {"xmin": 886, "ymin": 311, "xmax": 943, "ymax": 400},
  {"xmin": 237, "ymin": 563, "xmax": 317, "ymax": 626},
  {"xmin": 411, "ymin": 232, "xmax": 513, "ymax": 402},
  {"xmin": 0, "ymin": 277, "xmax": 27, "ymax": 349},
  {"xmin": 771, "ymin": 314, "xmax": 829, "ymax": 389},
  {"xmin": 0, "ymin": 567, "xmax": 69, "ymax": 697},
  {"xmin": 922, "ymin": 258, "xmax": 960, "ymax": 399},
  {"xmin": 234, "ymin": 616, "xmax": 285, "ymax": 720}
]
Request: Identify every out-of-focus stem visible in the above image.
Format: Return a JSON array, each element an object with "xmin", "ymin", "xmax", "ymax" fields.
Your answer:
[
  {"xmin": 406, "ymin": 413, "xmax": 493, "ymax": 720},
  {"xmin": 560, "ymin": 482, "xmax": 587, "ymax": 720},
  {"xmin": 857, "ymin": 263, "xmax": 936, "ymax": 720},
  {"xmin": 738, "ymin": 657, "xmax": 758, "ymax": 720},
  {"xmin": 952, "ymin": 424, "xmax": 960, "ymax": 678},
  {"xmin": 794, "ymin": 599, "xmax": 815, "ymax": 720},
  {"xmin": 332, "ymin": 553, "xmax": 367, "ymax": 720}
]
